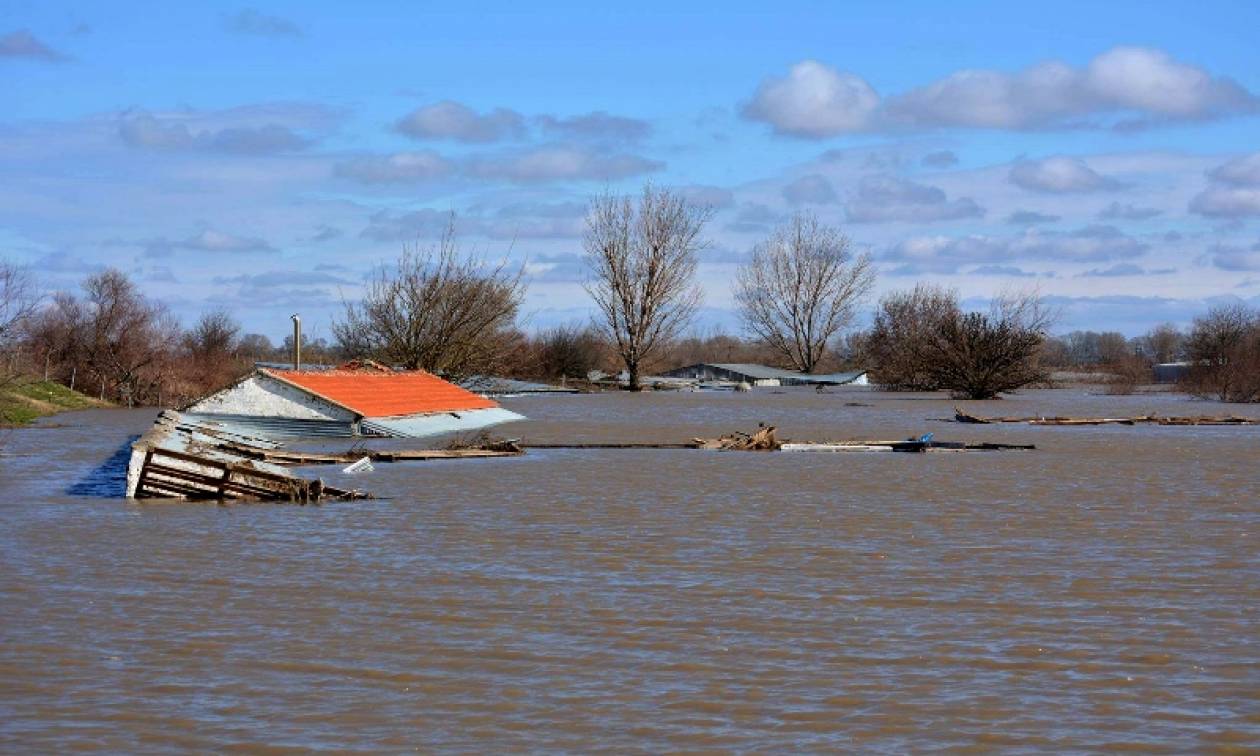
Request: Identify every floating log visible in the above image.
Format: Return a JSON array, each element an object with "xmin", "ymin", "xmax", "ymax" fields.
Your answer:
[
  {"xmin": 782, "ymin": 441, "xmax": 1035, "ymax": 453},
  {"xmin": 953, "ymin": 406, "xmax": 1259, "ymax": 426},
  {"xmin": 690, "ymin": 425, "xmax": 1031, "ymax": 453}
]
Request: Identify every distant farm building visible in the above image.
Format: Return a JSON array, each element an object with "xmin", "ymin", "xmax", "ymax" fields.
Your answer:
[
  {"xmin": 1153, "ymin": 362, "xmax": 1192, "ymax": 384},
  {"xmin": 182, "ymin": 361, "xmax": 523, "ymax": 438},
  {"xmin": 659, "ymin": 363, "xmax": 868, "ymax": 387}
]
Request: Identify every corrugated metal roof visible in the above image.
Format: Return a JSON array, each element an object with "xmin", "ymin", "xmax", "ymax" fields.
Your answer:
[
  {"xmin": 460, "ymin": 376, "xmax": 581, "ymax": 395},
  {"xmin": 181, "ymin": 412, "xmax": 358, "ymax": 439},
  {"xmin": 262, "ymin": 367, "xmax": 498, "ymax": 418},
  {"xmin": 786, "ymin": 370, "xmax": 868, "ymax": 385},
  {"xmin": 707, "ymin": 363, "xmax": 799, "ymax": 379},
  {"xmin": 361, "ymin": 407, "xmax": 525, "ymax": 438},
  {"xmin": 660, "ymin": 363, "xmax": 868, "ymax": 385}
]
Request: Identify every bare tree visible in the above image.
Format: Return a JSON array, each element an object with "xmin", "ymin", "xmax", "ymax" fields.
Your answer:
[
  {"xmin": 182, "ymin": 309, "xmax": 247, "ymax": 397},
  {"xmin": 80, "ymin": 270, "xmax": 181, "ymax": 405},
  {"xmin": 584, "ymin": 184, "xmax": 710, "ymax": 391},
  {"xmin": 1143, "ymin": 323, "xmax": 1185, "ymax": 364},
  {"xmin": 1, "ymin": 261, "xmax": 37, "ymax": 385},
  {"xmin": 735, "ymin": 213, "xmax": 874, "ymax": 373},
  {"xmin": 334, "ymin": 216, "xmax": 525, "ymax": 379},
  {"xmin": 1182, "ymin": 304, "xmax": 1260, "ymax": 402}
]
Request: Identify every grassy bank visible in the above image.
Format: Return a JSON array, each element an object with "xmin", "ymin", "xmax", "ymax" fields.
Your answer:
[{"xmin": 0, "ymin": 380, "xmax": 108, "ymax": 426}]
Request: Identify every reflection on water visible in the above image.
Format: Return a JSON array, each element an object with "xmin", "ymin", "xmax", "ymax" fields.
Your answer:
[{"xmin": 2, "ymin": 390, "xmax": 1259, "ymax": 751}]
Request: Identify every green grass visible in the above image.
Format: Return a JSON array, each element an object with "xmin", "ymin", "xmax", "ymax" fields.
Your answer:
[{"xmin": 0, "ymin": 379, "xmax": 106, "ymax": 426}]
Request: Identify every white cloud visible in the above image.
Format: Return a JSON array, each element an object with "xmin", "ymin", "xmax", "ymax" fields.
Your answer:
[
  {"xmin": 537, "ymin": 111, "xmax": 651, "ymax": 142},
  {"xmin": 142, "ymin": 229, "xmax": 275, "ymax": 257},
  {"xmin": 1209, "ymin": 242, "xmax": 1260, "ymax": 271},
  {"xmin": 360, "ymin": 208, "xmax": 462, "ymax": 242},
  {"xmin": 464, "ymin": 145, "xmax": 662, "ymax": 182},
  {"xmin": 1006, "ymin": 210, "xmax": 1061, "ymax": 225},
  {"xmin": 678, "ymin": 185, "xmax": 735, "ymax": 209},
  {"xmin": 1189, "ymin": 186, "xmax": 1260, "ymax": 218},
  {"xmin": 970, "ymin": 264, "xmax": 1039, "ymax": 277},
  {"xmin": 884, "ymin": 225, "xmax": 1148, "ymax": 274},
  {"xmin": 1189, "ymin": 153, "xmax": 1260, "ymax": 217},
  {"xmin": 743, "ymin": 47, "xmax": 1257, "ymax": 137},
  {"xmin": 1009, "ymin": 156, "xmax": 1117, "ymax": 193},
  {"xmin": 395, "ymin": 101, "xmax": 525, "ymax": 143},
  {"xmin": 846, "ymin": 175, "xmax": 983, "ymax": 223},
  {"xmin": 1098, "ymin": 201, "xmax": 1162, "ymax": 220},
  {"xmin": 782, "ymin": 174, "xmax": 837, "ymax": 205},
  {"xmin": 223, "ymin": 9, "xmax": 303, "ymax": 38},
  {"xmin": 725, "ymin": 202, "xmax": 784, "ymax": 233},
  {"xmin": 334, "ymin": 151, "xmax": 453, "ymax": 183},
  {"xmin": 1207, "ymin": 152, "xmax": 1260, "ymax": 186},
  {"xmin": 890, "ymin": 46, "xmax": 1257, "ymax": 130},
  {"xmin": 1085, "ymin": 47, "xmax": 1253, "ymax": 124},
  {"xmin": 741, "ymin": 60, "xmax": 880, "ymax": 137},
  {"xmin": 484, "ymin": 201, "xmax": 587, "ymax": 239},
  {"xmin": 117, "ymin": 107, "xmax": 327, "ymax": 154},
  {"xmin": 1078, "ymin": 263, "xmax": 1167, "ymax": 277}
]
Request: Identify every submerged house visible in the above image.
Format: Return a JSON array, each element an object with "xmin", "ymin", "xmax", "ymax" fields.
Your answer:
[
  {"xmin": 659, "ymin": 362, "xmax": 868, "ymax": 387},
  {"xmin": 181, "ymin": 361, "xmax": 524, "ymax": 438}
]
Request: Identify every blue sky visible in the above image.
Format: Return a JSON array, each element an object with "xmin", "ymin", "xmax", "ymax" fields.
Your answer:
[{"xmin": 3, "ymin": 1, "xmax": 1260, "ymax": 341}]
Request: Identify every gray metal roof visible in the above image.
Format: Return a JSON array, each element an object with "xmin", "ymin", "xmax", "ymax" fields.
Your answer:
[
  {"xmin": 664, "ymin": 363, "xmax": 867, "ymax": 384},
  {"xmin": 662, "ymin": 363, "xmax": 797, "ymax": 380},
  {"xmin": 460, "ymin": 376, "xmax": 581, "ymax": 395},
  {"xmin": 707, "ymin": 363, "xmax": 799, "ymax": 379},
  {"xmin": 787, "ymin": 370, "xmax": 868, "ymax": 385}
]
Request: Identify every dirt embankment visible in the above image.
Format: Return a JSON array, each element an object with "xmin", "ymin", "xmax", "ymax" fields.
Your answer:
[{"xmin": 0, "ymin": 380, "xmax": 109, "ymax": 426}]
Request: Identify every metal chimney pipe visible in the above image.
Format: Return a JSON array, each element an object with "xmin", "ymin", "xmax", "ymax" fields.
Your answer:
[{"xmin": 291, "ymin": 314, "xmax": 301, "ymax": 371}]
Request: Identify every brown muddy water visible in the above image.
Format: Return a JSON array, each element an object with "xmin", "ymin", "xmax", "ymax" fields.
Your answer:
[{"xmin": 2, "ymin": 387, "xmax": 1259, "ymax": 752}]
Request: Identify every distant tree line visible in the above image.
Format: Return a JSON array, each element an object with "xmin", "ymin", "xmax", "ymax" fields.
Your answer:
[
  {"xmin": 4, "ymin": 181, "xmax": 1260, "ymax": 404},
  {"xmin": 0, "ymin": 264, "xmax": 344, "ymax": 406}
]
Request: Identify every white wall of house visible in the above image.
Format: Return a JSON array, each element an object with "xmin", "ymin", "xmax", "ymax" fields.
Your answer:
[{"xmin": 186, "ymin": 374, "xmax": 356, "ymax": 421}]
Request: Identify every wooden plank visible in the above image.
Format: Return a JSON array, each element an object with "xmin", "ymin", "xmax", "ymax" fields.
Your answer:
[{"xmin": 144, "ymin": 463, "xmax": 301, "ymax": 500}]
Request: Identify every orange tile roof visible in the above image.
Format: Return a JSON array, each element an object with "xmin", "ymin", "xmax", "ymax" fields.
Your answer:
[{"xmin": 263, "ymin": 367, "xmax": 499, "ymax": 418}]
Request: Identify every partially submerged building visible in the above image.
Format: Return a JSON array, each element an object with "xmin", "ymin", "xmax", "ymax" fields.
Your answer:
[
  {"xmin": 181, "ymin": 361, "xmax": 524, "ymax": 438},
  {"xmin": 659, "ymin": 363, "xmax": 868, "ymax": 387},
  {"xmin": 1153, "ymin": 362, "xmax": 1192, "ymax": 384}
]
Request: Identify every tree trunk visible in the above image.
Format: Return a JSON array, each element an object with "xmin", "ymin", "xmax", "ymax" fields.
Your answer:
[{"xmin": 627, "ymin": 363, "xmax": 641, "ymax": 392}]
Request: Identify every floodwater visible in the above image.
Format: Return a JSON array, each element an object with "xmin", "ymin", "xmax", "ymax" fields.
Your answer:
[{"xmin": 2, "ymin": 387, "xmax": 1259, "ymax": 751}]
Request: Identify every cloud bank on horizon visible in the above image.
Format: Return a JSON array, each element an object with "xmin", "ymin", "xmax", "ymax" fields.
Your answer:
[{"xmin": 2, "ymin": 1, "xmax": 1259, "ymax": 338}]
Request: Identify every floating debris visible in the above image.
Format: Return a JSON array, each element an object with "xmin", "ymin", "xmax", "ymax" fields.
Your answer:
[
  {"xmin": 689, "ymin": 425, "xmax": 1031, "ymax": 453},
  {"xmin": 342, "ymin": 456, "xmax": 374, "ymax": 474},
  {"xmin": 953, "ymin": 407, "xmax": 1259, "ymax": 426},
  {"xmin": 693, "ymin": 423, "xmax": 781, "ymax": 450}
]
